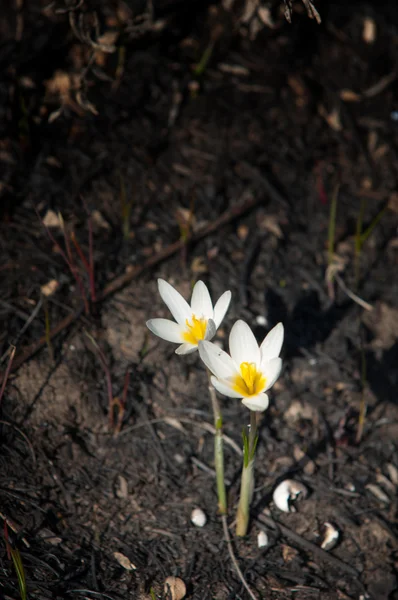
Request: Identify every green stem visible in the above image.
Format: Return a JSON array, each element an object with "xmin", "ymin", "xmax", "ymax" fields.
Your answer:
[
  {"xmin": 236, "ymin": 411, "xmax": 258, "ymax": 537},
  {"xmin": 207, "ymin": 370, "xmax": 227, "ymax": 515}
]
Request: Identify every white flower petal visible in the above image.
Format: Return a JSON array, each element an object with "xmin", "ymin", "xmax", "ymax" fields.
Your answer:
[
  {"xmin": 260, "ymin": 323, "xmax": 284, "ymax": 362},
  {"xmin": 204, "ymin": 318, "xmax": 217, "ymax": 341},
  {"xmin": 262, "ymin": 357, "xmax": 282, "ymax": 391},
  {"xmin": 175, "ymin": 343, "xmax": 197, "ymax": 355},
  {"xmin": 241, "ymin": 393, "xmax": 269, "ymax": 412},
  {"xmin": 190, "ymin": 281, "xmax": 213, "ymax": 319},
  {"xmin": 229, "ymin": 320, "xmax": 260, "ymax": 367},
  {"xmin": 213, "ymin": 291, "xmax": 232, "ymax": 328},
  {"xmin": 211, "ymin": 377, "xmax": 243, "ymax": 398},
  {"xmin": 146, "ymin": 319, "xmax": 184, "ymax": 343},
  {"xmin": 198, "ymin": 340, "xmax": 237, "ymax": 379},
  {"xmin": 158, "ymin": 279, "xmax": 192, "ymax": 326}
]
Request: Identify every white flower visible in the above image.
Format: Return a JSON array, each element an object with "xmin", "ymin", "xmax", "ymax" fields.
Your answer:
[
  {"xmin": 198, "ymin": 320, "xmax": 283, "ymax": 411},
  {"xmin": 146, "ymin": 279, "xmax": 231, "ymax": 355}
]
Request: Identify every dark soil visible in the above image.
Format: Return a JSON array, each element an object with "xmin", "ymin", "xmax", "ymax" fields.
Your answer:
[{"xmin": 1, "ymin": 1, "xmax": 398, "ymax": 599}]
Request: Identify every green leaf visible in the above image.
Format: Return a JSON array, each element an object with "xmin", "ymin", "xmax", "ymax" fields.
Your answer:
[{"xmin": 11, "ymin": 547, "xmax": 27, "ymax": 600}]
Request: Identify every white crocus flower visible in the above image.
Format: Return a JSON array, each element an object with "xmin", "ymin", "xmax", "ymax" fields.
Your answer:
[
  {"xmin": 198, "ymin": 320, "xmax": 283, "ymax": 411},
  {"xmin": 146, "ymin": 279, "xmax": 231, "ymax": 355}
]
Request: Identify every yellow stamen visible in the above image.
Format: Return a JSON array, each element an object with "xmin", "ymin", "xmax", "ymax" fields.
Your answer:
[
  {"xmin": 233, "ymin": 362, "xmax": 266, "ymax": 397},
  {"xmin": 182, "ymin": 315, "xmax": 208, "ymax": 345}
]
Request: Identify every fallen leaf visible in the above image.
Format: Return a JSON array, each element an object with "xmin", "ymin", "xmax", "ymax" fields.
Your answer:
[
  {"xmin": 366, "ymin": 483, "xmax": 390, "ymax": 504},
  {"xmin": 259, "ymin": 214, "xmax": 284, "ymax": 238},
  {"xmin": 113, "ymin": 552, "xmax": 136, "ymax": 571},
  {"xmin": 386, "ymin": 463, "xmax": 398, "ymax": 485},
  {"xmin": 41, "ymin": 279, "xmax": 59, "ymax": 297},
  {"xmin": 362, "ymin": 302, "xmax": 398, "ymax": 350},
  {"xmin": 115, "ymin": 475, "xmax": 129, "ymax": 499},
  {"xmin": 339, "ymin": 89, "xmax": 362, "ymax": 102},
  {"xmin": 91, "ymin": 209, "xmax": 110, "ymax": 230},
  {"xmin": 282, "ymin": 544, "xmax": 299, "ymax": 563},
  {"xmin": 363, "ymin": 17, "xmax": 376, "ymax": 44},
  {"xmin": 42, "ymin": 209, "xmax": 61, "ymax": 228}
]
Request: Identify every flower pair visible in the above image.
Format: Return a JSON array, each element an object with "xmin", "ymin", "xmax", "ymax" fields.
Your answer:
[{"xmin": 146, "ymin": 279, "xmax": 283, "ymax": 412}]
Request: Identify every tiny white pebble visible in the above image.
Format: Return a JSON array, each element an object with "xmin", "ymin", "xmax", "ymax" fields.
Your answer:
[
  {"xmin": 320, "ymin": 522, "xmax": 340, "ymax": 550},
  {"xmin": 257, "ymin": 530, "xmax": 268, "ymax": 548},
  {"xmin": 174, "ymin": 453, "xmax": 185, "ymax": 464},
  {"xmin": 255, "ymin": 315, "xmax": 268, "ymax": 326},
  {"xmin": 69, "ymin": 345, "xmax": 76, "ymax": 351},
  {"xmin": 191, "ymin": 508, "xmax": 207, "ymax": 527}
]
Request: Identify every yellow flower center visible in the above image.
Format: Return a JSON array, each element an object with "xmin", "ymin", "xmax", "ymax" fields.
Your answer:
[
  {"xmin": 182, "ymin": 315, "xmax": 208, "ymax": 345},
  {"xmin": 233, "ymin": 362, "xmax": 266, "ymax": 397}
]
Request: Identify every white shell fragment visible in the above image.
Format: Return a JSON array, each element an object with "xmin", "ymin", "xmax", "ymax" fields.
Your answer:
[
  {"xmin": 164, "ymin": 576, "xmax": 186, "ymax": 600},
  {"xmin": 273, "ymin": 479, "xmax": 308, "ymax": 513},
  {"xmin": 320, "ymin": 522, "xmax": 340, "ymax": 550},
  {"xmin": 191, "ymin": 508, "xmax": 207, "ymax": 527},
  {"xmin": 257, "ymin": 530, "xmax": 269, "ymax": 548}
]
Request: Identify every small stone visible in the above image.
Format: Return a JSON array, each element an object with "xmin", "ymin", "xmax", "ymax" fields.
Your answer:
[
  {"xmin": 191, "ymin": 508, "xmax": 207, "ymax": 527},
  {"xmin": 257, "ymin": 530, "xmax": 269, "ymax": 548},
  {"xmin": 255, "ymin": 315, "xmax": 267, "ymax": 326}
]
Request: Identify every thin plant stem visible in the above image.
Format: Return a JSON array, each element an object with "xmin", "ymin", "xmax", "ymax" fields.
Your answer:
[
  {"xmin": 37, "ymin": 208, "xmax": 89, "ymax": 314},
  {"xmin": 80, "ymin": 198, "xmax": 97, "ymax": 303},
  {"xmin": 43, "ymin": 299, "xmax": 54, "ymax": 362},
  {"xmin": 70, "ymin": 226, "xmax": 96, "ymax": 304},
  {"xmin": 84, "ymin": 331, "xmax": 114, "ymax": 431},
  {"xmin": 334, "ymin": 273, "xmax": 373, "ymax": 311},
  {"xmin": 113, "ymin": 368, "xmax": 130, "ymax": 435},
  {"xmin": 356, "ymin": 340, "xmax": 367, "ymax": 444},
  {"xmin": 87, "ymin": 211, "xmax": 96, "ymax": 303},
  {"xmin": 326, "ymin": 183, "xmax": 339, "ymax": 300},
  {"xmin": 60, "ymin": 215, "xmax": 89, "ymax": 314},
  {"xmin": 360, "ymin": 204, "xmax": 387, "ymax": 245},
  {"xmin": 119, "ymin": 172, "xmax": 131, "ymax": 241},
  {"xmin": 207, "ymin": 369, "xmax": 227, "ymax": 515},
  {"xmin": 221, "ymin": 515, "xmax": 258, "ymax": 600},
  {"xmin": 4, "ymin": 523, "xmax": 27, "ymax": 600},
  {"xmin": 354, "ymin": 198, "xmax": 366, "ymax": 290},
  {"xmin": 327, "ymin": 183, "xmax": 339, "ymax": 267},
  {"xmin": 71, "ymin": 231, "xmax": 90, "ymax": 273},
  {"xmin": 0, "ymin": 346, "xmax": 16, "ymax": 408},
  {"xmin": 236, "ymin": 410, "xmax": 258, "ymax": 537}
]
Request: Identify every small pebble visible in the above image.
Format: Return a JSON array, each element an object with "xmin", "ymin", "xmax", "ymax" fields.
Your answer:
[
  {"xmin": 191, "ymin": 508, "xmax": 207, "ymax": 527},
  {"xmin": 257, "ymin": 530, "xmax": 269, "ymax": 548},
  {"xmin": 255, "ymin": 315, "xmax": 268, "ymax": 326}
]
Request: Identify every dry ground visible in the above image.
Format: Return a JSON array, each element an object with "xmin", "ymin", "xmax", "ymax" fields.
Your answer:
[{"xmin": 1, "ymin": 1, "xmax": 398, "ymax": 599}]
